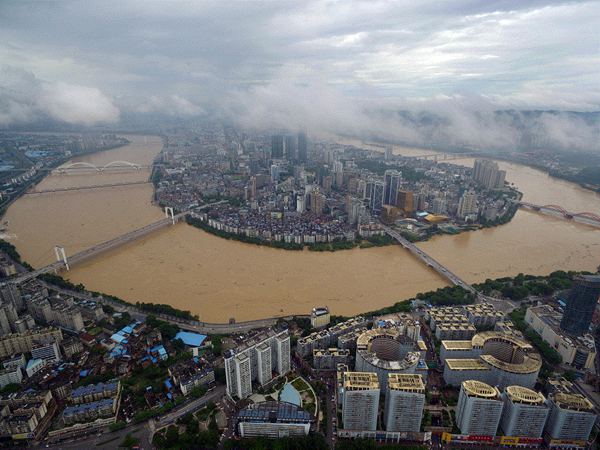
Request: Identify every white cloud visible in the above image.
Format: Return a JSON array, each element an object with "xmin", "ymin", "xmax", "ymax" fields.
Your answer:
[
  {"xmin": 0, "ymin": 1, "xmax": 598, "ymax": 151},
  {"xmin": 0, "ymin": 66, "xmax": 119, "ymax": 126},
  {"xmin": 137, "ymin": 95, "xmax": 204, "ymax": 117}
]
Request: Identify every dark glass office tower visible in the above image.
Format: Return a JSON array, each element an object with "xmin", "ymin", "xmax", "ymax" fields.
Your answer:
[
  {"xmin": 271, "ymin": 135, "xmax": 284, "ymax": 158},
  {"xmin": 560, "ymin": 275, "xmax": 600, "ymax": 336},
  {"xmin": 297, "ymin": 131, "xmax": 307, "ymax": 162}
]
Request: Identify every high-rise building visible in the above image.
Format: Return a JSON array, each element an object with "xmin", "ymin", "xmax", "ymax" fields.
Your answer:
[
  {"xmin": 0, "ymin": 285, "xmax": 23, "ymax": 311},
  {"xmin": 473, "ymin": 159, "xmax": 506, "ymax": 189},
  {"xmin": 383, "ymin": 170, "xmax": 401, "ymax": 205},
  {"xmin": 296, "ymin": 194, "xmax": 305, "ymax": 213},
  {"xmin": 456, "ymin": 380, "xmax": 503, "ymax": 436},
  {"xmin": 500, "ymin": 386, "xmax": 549, "ymax": 438},
  {"xmin": 457, "ymin": 191, "xmax": 478, "ymax": 219},
  {"xmin": 346, "ymin": 197, "xmax": 363, "ymax": 225},
  {"xmin": 285, "ymin": 135, "xmax": 297, "ymax": 161},
  {"xmin": 224, "ymin": 329, "xmax": 290, "ymax": 400},
  {"xmin": 431, "ymin": 197, "xmax": 447, "ymax": 215},
  {"xmin": 385, "ymin": 146, "xmax": 393, "ymax": 161},
  {"xmin": 310, "ymin": 192, "xmax": 326, "ymax": 215},
  {"xmin": 396, "ymin": 190, "xmax": 414, "ymax": 213},
  {"xmin": 321, "ymin": 175, "xmax": 332, "ymax": 192},
  {"xmin": 271, "ymin": 135, "xmax": 285, "ymax": 158},
  {"xmin": 342, "ymin": 372, "xmax": 380, "ymax": 431},
  {"xmin": 384, "ymin": 374, "xmax": 425, "ymax": 432},
  {"xmin": 544, "ymin": 392, "xmax": 596, "ymax": 442},
  {"xmin": 270, "ymin": 164, "xmax": 280, "ymax": 183},
  {"xmin": 560, "ymin": 275, "xmax": 600, "ymax": 336},
  {"xmin": 370, "ymin": 181, "xmax": 385, "ymax": 213},
  {"xmin": 357, "ymin": 180, "xmax": 367, "ymax": 200},
  {"xmin": 0, "ymin": 303, "xmax": 17, "ymax": 335},
  {"xmin": 297, "ymin": 131, "xmax": 308, "ymax": 162},
  {"xmin": 255, "ymin": 342, "xmax": 272, "ymax": 386},
  {"xmin": 249, "ymin": 176, "xmax": 257, "ymax": 200}
]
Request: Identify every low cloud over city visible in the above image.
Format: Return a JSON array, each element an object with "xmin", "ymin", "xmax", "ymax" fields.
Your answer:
[{"xmin": 0, "ymin": 0, "xmax": 598, "ymax": 151}]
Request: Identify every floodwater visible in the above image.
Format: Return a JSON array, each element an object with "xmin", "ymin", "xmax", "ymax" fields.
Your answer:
[{"xmin": 3, "ymin": 136, "xmax": 600, "ymax": 322}]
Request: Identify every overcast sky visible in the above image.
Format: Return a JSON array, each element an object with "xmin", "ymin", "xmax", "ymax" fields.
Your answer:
[{"xmin": 1, "ymin": 1, "xmax": 599, "ymax": 150}]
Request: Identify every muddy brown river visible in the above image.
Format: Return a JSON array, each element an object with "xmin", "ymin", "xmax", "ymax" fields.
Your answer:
[{"xmin": 4, "ymin": 135, "xmax": 600, "ymax": 321}]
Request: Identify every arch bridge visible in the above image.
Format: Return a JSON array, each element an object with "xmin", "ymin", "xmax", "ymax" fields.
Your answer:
[
  {"xmin": 53, "ymin": 161, "xmax": 148, "ymax": 174},
  {"xmin": 518, "ymin": 202, "xmax": 600, "ymax": 227}
]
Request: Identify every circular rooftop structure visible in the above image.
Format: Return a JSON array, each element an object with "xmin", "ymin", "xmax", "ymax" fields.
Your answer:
[
  {"xmin": 462, "ymin": 380, "xmax": 498, "ymax": 398},
  {"xmin": 506, "ymin": 386, "xmax": 545, "ymax": 404},
  {"xmin": 554, "ymin": 393, "xmax": 594, "ymax": 411},
  {"xmin": 474, "ymin": 332, "xmax": 542, "ymax": 375},
  {"xmin": 355, "ymin": 328, "xmax": 423, "ymax": 389}
]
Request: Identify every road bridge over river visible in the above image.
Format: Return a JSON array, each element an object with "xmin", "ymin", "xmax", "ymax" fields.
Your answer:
[
  {"xmin": 8, "ymin": 201, "xmax": 226, "ymax": 285},
  {"xmin": 381, "ymin": 225, "xmax": 477, "ymax": 294},
  {"xmin": 518, "ymin": 201, "xmax": 600, "ymax": 228},
  {"xmin": 25, "ymin": 180, "xmax": 150, "ymax": 194},
  {"xmin": 381, "ymin": 224, "xmax": 517, "ymax": 312}
]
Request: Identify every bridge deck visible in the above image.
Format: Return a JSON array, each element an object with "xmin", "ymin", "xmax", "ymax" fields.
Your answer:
[
  {"xmin": 8, "ymin": 201, "xmax": 225, "ymax": 284},
  {"xmin": 26, "ymin": 180, "xmax": 150, "ymax": 194},
  {"xmin": 381, "ymin": 224, "xmax": 477, "ymax": 294}
]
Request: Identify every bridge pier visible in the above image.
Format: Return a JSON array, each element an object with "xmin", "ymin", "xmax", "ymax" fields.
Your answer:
[
  {"xmin": 54, "ymin": 246, "xmax": 69, "ymax": 271},
  {"xmin": 165, "ymin": 207, "xmax": 175, "ymax": 224}
]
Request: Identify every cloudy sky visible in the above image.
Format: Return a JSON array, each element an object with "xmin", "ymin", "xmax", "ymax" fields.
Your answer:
[{"xmin": 1, "ymin": 1, "xmax": 599, "ymax": 150}]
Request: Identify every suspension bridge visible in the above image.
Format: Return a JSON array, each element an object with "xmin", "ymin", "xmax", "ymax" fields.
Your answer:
[{"xmin": 8, "ymin": 201, "xmax": 226, "ymax": 285}]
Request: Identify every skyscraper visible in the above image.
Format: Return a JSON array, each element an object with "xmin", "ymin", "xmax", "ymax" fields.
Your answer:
[
  {"xmin": 383, "ymin": 170, "xmax": 401, "ymax": 205},
  {"xmin": 544, "ymin": 392, "xmax": 596, "ymax": 442},
  {"xmin": 396, "ymin": 190, "xmax": 414, "ymax": 213},
  {"xmin": 384, "ymin": 374, "xmax": 425, "ymax": 432},
  {"xmin": 456, "ymin": 380, "xmax": 503, "ymax": 436},
  {"xmin": 560, "ymin": 275, "xmax": 600, "ymax": 336},
  {"xmin": 500, "ymin": 386, "xmax": 549, "ymax": 438},
  {"xmin": 224, "ymin": 329, "xmax": 291, "ymax": 400},
  {"xmin": 270, "ymin": 164, "xmax": 280, "ymax": 183},
  {"xmin": 297, "ymin": 131, "xmax": 307, "ymax": 162},
  {"xmin": 457, "ymin": 191, "xmax": 478, "ymax": 219},
  {"xmin": 284, "ymin": 135, "xmax": 297, "ymax": 161},
  {"xmin": 370, "ymin": 180, "xmax": 385, "ymax": 213},
  {"xmin": 271, "ymin": 135, "xmax": 284, "ymax": 158},
  {"xmin": 473, "ymin": 159, "xmax": 506, "ymax": 190},
  {"xmin": 342, "ymin": 372, "xmax": 380, "ymax": 431},
  {"xmin": 384, "ymin": 146, "xmax": 393, "ymax": 161}
]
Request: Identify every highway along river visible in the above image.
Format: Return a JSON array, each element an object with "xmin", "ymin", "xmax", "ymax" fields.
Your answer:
[{"xmin": 4, "ymin": 135, "xmax": 600, "ymax": 322}]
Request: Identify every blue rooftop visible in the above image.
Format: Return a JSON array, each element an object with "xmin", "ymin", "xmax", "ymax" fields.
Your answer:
[
  {"xmin": 26, "ymin": 359, "xmax": 43, "ymax": 369},
  {"xmin": 109, "ymin": 345, "xmax": 127, "ymax": 358},
  {"xmin": 71, "ymin": 381, "xmax": 119, "ymax": 398},
  {"xmin": 110, "ymin": 333, "xmax": 128, "ymax": 344},
  {"xmin": 174, "ymin": 331, "xmax": 207, "ymax": 347},
  {"xmin": 63, "ymin": 398, "xmax": 115, "ymax": 417},
  {"xmin": 279, "ymin": 383, "xmax": 301, "ymax": 406}
]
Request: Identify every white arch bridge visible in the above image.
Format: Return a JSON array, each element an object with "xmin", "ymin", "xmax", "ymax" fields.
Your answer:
[{"xmin": 52, "ymin": 161, "xmax": 149, "ymax": 174}]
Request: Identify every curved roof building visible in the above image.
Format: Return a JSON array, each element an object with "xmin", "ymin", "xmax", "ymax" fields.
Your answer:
[
  {"xmin": 354, "ymin": 327, "xmax": 424, "ymax": 389},
  {"xmin": 443, "ymin": 332, "xmax": 542, "ymax": 389}
]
